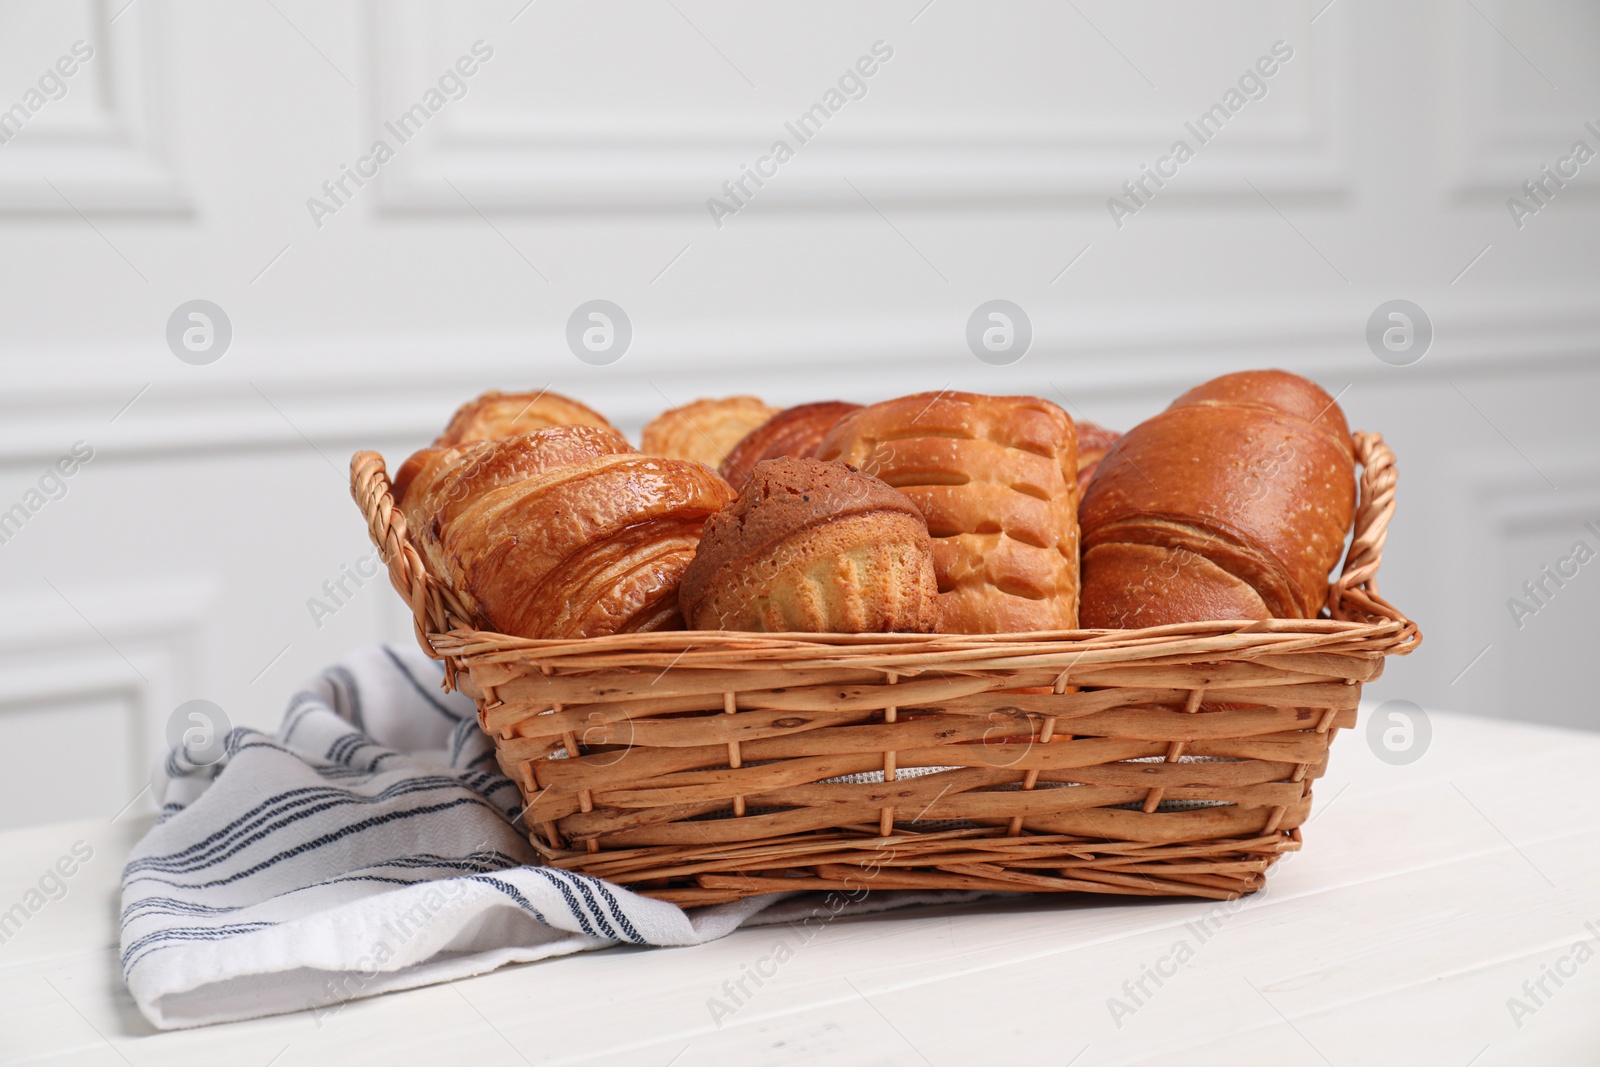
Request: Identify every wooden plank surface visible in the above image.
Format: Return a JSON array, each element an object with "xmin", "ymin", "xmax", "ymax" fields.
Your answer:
[{"xmin": 1, "ymin": 708, "xmax": 1596, "ymax": 1065}]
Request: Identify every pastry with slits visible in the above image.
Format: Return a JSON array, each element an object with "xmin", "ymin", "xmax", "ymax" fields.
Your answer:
[{"xmin": 814, "ymin": 391, "xmax": 1079, "ymax": 633}]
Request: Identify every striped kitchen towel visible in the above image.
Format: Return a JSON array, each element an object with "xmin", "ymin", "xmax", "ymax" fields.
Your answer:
[{"xmin": 122, "ymin": 644, "xmax": 981, "ymax": 1030}]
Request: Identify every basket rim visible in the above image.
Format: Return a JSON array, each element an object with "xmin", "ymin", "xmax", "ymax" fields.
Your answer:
[{"xmin": 427, "ymin": 615, "xmax": 1417, "ymax": 666}]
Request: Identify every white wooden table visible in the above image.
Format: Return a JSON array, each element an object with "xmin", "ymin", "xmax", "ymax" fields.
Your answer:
[{"xmin": 3, "ymin": 708, "xmax": 1597, "ymax": 1065}]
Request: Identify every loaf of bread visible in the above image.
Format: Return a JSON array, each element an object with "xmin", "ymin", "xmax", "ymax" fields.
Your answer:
[
  {"xmin": 397, "ymin": 426, "xmax": 735, "ymax": 638},
  {"xmin": 718, "ymin": 401, "xmax": 862, "ymax": 489},
  {"xmin": 434, "ymin": 389, "xmax": 614, "ymax": 447},
  {"xmin": 815, "ymin": 392, "xmax": 1079, "ymax": 633},
  {"xmin": 641, "ymin": 396, "xmax": 779, "ymax": 469},
  {"xmin": 680, "ymin": 458, "xmax": 938, "ymax": 633},
  {"xmin": 1078, "ymin": 369, "xmax": 1355, "ymax": 628}
]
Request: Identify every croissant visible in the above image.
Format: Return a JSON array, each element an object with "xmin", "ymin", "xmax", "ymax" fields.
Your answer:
[
  {"xmin": 395, "ymin": 425, "xmax": 635, "ymax": 588},
  {"xmin": 680, "ymin": 457, "xmax": 939, "ymax": 633},
  {"xmin": 434, "ymin": 389, "xmax": 614, "ymax": 447},
  {"xmin": 399, "ymin": 427, "xmax": 735, "ymax": 638},
  {"xmin": 815, "ymin": 392, "xmax": 1079, "ymax": 633},
  {"xmin": 1078, "ymin": 369, "xmax": 1355, "ymax": 628},
  {"xmin": 641, "ymin": 396, "xmax": 778, "ymax": 469},
  {"xmin": 718, "ymin": 401, "xmax": 863, "ymax": 490}
]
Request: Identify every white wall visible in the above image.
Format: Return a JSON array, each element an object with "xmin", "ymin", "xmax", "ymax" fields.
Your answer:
[{"xmin": 1, "ymin": 0, "xmax": 1597, "ymax": 830}]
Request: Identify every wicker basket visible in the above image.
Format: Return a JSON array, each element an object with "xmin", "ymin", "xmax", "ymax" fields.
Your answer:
[{"xmin": 350, "ymin": 432, "xmax": 1418, "ymax": 907}]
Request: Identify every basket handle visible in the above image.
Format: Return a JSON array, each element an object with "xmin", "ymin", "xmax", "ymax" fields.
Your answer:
[
  {"xmin": 1327, "ymin": 431, "xmax": 1413, "ymax": 636},
  {"xmin": 349, "ymin": 450, "xmax": 471, "ymax": 657}
]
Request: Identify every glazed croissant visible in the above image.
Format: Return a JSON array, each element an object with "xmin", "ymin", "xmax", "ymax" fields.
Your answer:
[
  {"xmin": 815, "ymin": 391, "xmax": 1080, "ymax": 634},
  {"xmin": 395, "ymin": 425, "xmax": 634, "ymax": 584},
  {"xmin": 1078, "ymin": 369, "xmax": 1356, "ymax": 627},
  {"xmin": 396, "ymin": 426, "xmax": 735, "ymax": 638}
]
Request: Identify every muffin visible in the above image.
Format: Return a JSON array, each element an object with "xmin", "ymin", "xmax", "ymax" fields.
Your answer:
[{"xmin": 679, "ymin": 457, "xmax": 939, "ymax": 633}]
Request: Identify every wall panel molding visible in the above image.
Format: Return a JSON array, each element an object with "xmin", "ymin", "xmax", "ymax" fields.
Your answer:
[
  {"xmin": 0, "ymin": 577, "xmax": 215, "ymax": 823},
  {"xmin": 0, "ymin": 0, "xmax": 190, "ymax": 215},
  {"xmin": 1439, "ymin": 457, "xmax": 1600, "ymax": 729},
  {"xmin": 1444, "ymin": 0, "xmax": 1600, "ymax": 196},
  {"xmin": 367, "ymin": 3, "xmax": 1351, "ymax": 213},
  {"xmin": 0, "ymin": 300, "xmax": 1594, "ymax": 467}
]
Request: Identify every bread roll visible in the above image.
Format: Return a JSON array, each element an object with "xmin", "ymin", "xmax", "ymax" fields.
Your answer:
[
  {"xmin": 815, "ymin": 392, "xmax": 1079, "ymax": 633},
  {"xmin": 1075, "ymin": 420, "xmax": 1121, "ymax": 495},
  {"xmin": 435, "ymin": 389, "xmax": 614, "ymax": 447},
  {"xmin": 401, "ymin": 427, "xmax": 735, "ymax": 638},
  {"xmin": 641, "ymin": 396, "xmax": 778, "ymax": 468},
  {"xmin": 1078, "ymin": 369, "xmax": 1355, "ymax": 628},
  {"xmin": 718, "ymin": 401, "xmax": 863, "ymax": 490},
  {"xmin": 679, "ymin": 457, "xmax": 938, "ymax": 633}
]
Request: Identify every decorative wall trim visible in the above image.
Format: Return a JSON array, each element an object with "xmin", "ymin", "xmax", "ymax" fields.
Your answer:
[
  {"xmin": 1433, "ymin": 454, "xmax": 1600, "ymax": 727},
  {"xmin": 0, "ymin": 301, "xmax": 1594, "ymax": 466},
  {"xmin": 0, "ymin": 577, "xmax": 215, "ymax": 801},
  {"xmin": 1445, "ymin": 0, "xmax": 1599, "ymax": 197},
  {"xmin": 0, "ymin": 0, "xmax": 190, "ymax": 215},
  {"xmin": 367, "ymin": 4, "xmax": 1351, "ymax": 212}
]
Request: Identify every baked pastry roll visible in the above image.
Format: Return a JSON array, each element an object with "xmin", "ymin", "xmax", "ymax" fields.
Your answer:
[
  {"xmin": 434, "ymin": 389, "xmax": 614, "ymax": 447},
  {"xmin": 1078, "ymin": 369, "xmax": 1356, "ymax": 628},
  {"xmin": 719, "ymin": 401, "xmax": 862, "ymax": 490},
  {"xmin": 1075, "ymin": 420, "xmax": 1122, "ymax": 495},
  {"xmin": 679, "ymin": 457, "xmax": 938, "ymax": 633},
  {"xmin": 394, "ymin": 425, "xmax": 635, "ymax": 589},
  {"xmin": 815, "ymin": 392, "xmax": 1080, "ymax": 634},
  {"xmin": 641, "ymin": 396, "xmax": 778, "ymax": 469},
  {"xmin": 398, "ymin": 426, "xmax": 734, "ymax": 638}
]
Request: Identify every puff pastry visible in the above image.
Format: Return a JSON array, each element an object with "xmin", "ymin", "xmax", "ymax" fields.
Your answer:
[{"xmin": 815, "ymin": 392, "xmax": 1079, "ymax": 633}]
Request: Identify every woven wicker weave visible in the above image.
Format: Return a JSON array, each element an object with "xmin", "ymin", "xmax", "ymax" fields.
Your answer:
[{"xmin": 350, "ymin": 432, "xmax": 1418, "ymax": 906}]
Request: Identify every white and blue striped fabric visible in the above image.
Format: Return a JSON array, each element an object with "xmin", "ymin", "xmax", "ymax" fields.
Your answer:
[{"xmin": 122, "ymin": 645, "xmax": 980, "ymax": 1030}]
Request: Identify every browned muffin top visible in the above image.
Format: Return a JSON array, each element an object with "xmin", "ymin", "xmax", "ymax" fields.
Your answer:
[{"xmin": 681, "ymin": 457, "xmax": 925, "ymax": 600}]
